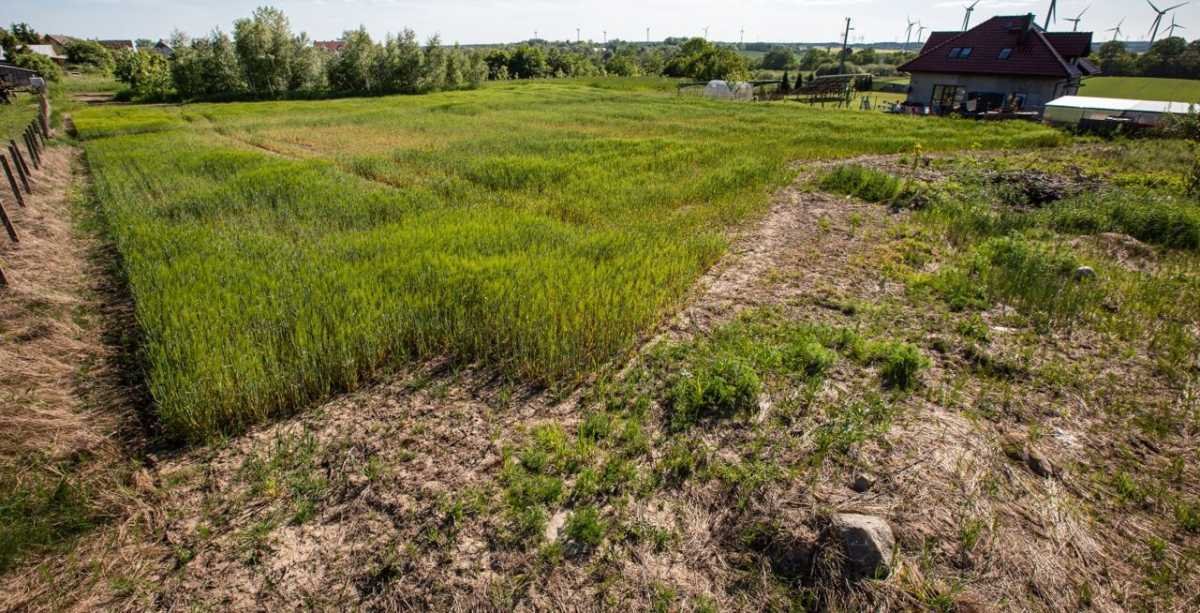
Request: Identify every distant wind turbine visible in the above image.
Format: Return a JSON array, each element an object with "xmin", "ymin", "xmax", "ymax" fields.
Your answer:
[
  {"xmin": 1107, "ymin": 18, "xmax": 1125, "ymax": 42},
  {"xmin": 962, "ymin": 0, "xmax": 981, "ymax": 31},
  {"xmin": 903, "ymin": 17, "xmax": 919, "ymax": 51},
  {"xmin": 1148, "ymin": 0, "xmax": 1189, "ymax": 44},
  {"xmin": 1166, "ymin": 14, "xmax": 1187, "ymax": 37},
  {"xmin": 916, "ymin": 24, "xmax": 928, "ymax": 46},
  {"xmin": 703, "ymin": 26, "xmax": 710, "ymax": 40},
  {"xmin": 1064, "ymin": 6, "xmax": 1090, "ymax": 32},
  {"xmin": 1045, "ymin": 0, "xmax": 1058, "ymax": 29}
]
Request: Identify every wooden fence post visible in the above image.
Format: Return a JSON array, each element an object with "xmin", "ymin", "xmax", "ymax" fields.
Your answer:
[
  {"xmin": 1, "ymin": 155, "xmax": 25, "ymax": 208},
  {"xmin": 23, "ymin": 130, "xmax": 40, "ymax": 170},
  {"xmin": 30, "ymin": 122, "xmax": 45, "ymax": 149},
  {"xmin": 38, "ymin": 93, "xmax": 51, "ymax": 138},
  {"xmin": 0, "ymin": 192, "xmax": 18, "ymax": 243},
  {"xmin": 9, "ymin": 142, "xmax": 32, "ymax": 192}
]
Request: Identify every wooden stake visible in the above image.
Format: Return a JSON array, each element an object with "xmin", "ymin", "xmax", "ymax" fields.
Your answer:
[
  {"xmin": 8, "ymin": 143, "xmax": 32, "ymax": 194},
  {"xmin": 0, "ymin": 192, "xmax": 18, "ymax": 243},
  {"xmin": 0, "ymin": 264, "xmax": 7, "ymax": 287},
  {"xmin": 23, "ymin": 130, "xmax": 39, "ymax": 170},
  {"xmin": 0, "ymin": 155, "xmax": 25, "ymax": 208}
]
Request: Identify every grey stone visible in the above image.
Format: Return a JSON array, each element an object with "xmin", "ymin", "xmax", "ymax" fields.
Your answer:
[
  {"xmin": 1073, "ymin": 266, "xmax": 1096, "ymax": 281},
  {"xmin": 831, "ymin": 513, "xmax": 894, "ymax": 580}
]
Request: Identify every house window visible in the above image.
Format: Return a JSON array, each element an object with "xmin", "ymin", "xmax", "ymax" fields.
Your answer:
[
  {"xmin": 932, "ymin": 84, "xmax": 964, "ymax": 111},
  {"xmin": 998, "ymin": 48, "xmax": 1013, "ymax": 60},
  {"xmin": 948, "ymin": 47, "xmax": 973, "ymax": 59},
  {"xmin": 948, "ymin": 47, "xmax": 962, "ymax": 58}
]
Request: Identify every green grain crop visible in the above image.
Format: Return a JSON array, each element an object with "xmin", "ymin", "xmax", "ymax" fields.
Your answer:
[{"xmin": 73, "ymin": 78, "xmax": 1062, "ymax": 441}]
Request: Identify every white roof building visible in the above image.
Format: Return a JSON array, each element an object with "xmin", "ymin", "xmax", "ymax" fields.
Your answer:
[
  {"xmin": 27, "ymin": 44, "xmax": 67, "ymax": 64},
  {"xmin": 1044, "ymin": 95, "xmax": 1197, "ymax": 127}
]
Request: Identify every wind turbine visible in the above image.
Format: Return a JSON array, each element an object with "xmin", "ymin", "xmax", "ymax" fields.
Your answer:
[
  {"xmin": 1045, "ymin": 0, "xmax": 1058, "ymax": 29},
  {"xmin": 703, "ymin": 26, "xmax": 710, "ymax": 40},
  {"xmin": 1064, "ymin": 6, "xmax": 1090, "ymax": 32},
  {"xmin": 962, "ymin": 0, "xmax": 981, "ymax": 31},
  {"xmin": 1166, "ymin": 14, "xmax": 1187, "ymax": 37},
  {"xmin": 904, "ymin": 16, "xmax": 918, "ymax": 51},
  {"xmin": 1107, "ymin": 18, "xmax": 1125, "ymax": 42},
  {"xmin": 1148, "ymin": 1, "xmax": 1189, "ymax": 44},
  {"xmin": 916, "ymin": 23, "xmax": 928, "ymax": 46}
]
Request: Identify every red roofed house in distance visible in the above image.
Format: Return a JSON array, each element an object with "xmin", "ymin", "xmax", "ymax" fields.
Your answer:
[{"xmin": 898, "ymin": 13, "xmax": 1101, "ymax": 116}]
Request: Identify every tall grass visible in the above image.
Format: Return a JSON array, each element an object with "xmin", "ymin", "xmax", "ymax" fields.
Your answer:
[{"xmin": 74, "ymin": 80, "xmax": 1062, "ymax": 440}]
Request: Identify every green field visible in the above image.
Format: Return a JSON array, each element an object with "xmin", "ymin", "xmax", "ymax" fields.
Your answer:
[
  {"xmin": 1079, "ymin": 76, "xmax": 1200, "ymax": 102},
  {"xmin": 73, "ymin": 78, "xmax": 1063, "ymax": 440}
]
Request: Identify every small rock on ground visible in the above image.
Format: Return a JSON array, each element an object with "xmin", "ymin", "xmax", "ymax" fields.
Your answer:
[{"xmin": 831, "ymin": 513, "xmax": 894, "ymax": 580}]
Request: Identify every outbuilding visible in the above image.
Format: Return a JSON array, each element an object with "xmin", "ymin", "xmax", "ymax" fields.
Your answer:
[
  {"xmin": 899, "ymin": 14, "xmax": 1099, "ymax": 115},
  {"xmin": 1044, "ymin": 96, "xmax": 1196, "ymax": 129}
]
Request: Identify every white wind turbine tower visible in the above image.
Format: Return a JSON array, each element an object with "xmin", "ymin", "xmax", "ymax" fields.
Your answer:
[
  {"xmin": 1045, "ymin": 0, "xmax": 1058, "ymax": 29},
  {"xmin": 1107, "ymin": 18, "xmax": 1125, "ymax": 42},
  {"xmin": 962, "ymin": 0, "xmax": 981, "ymax": 31},
  {"xmin": 1165, "ymin": 14, "xmax": 1187, "ymax": 37},
  {"xmin": 916, "ymin": 23, "xmax": 928, "ymax": 46},
  {"xmin": 1148, "ymin": 1, "xmax": 1189, "ymax": 44},
  {"xmin": 903, "ymin": 17, "xmax": 918, "ymax": 51},
  {"xmin": 1064, "ymin": 6, "xmax": 1090, "ymax": 32}
]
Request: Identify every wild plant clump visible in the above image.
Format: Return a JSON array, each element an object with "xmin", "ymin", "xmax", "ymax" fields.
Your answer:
[{"xmin": 666, "ymin": 357, "xmax": 761, "ymax": 430}]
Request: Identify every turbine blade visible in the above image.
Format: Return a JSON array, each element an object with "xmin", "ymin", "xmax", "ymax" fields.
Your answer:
[
  {"xmin": 1165, "ymin": 2, "xmax": 1189, "ymax": 11},
  {"xmin": 1147, "ymin": 0, "xmax": 1161, "ymax": 13}
]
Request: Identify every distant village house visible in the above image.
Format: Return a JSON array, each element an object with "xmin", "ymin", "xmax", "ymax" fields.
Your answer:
[
  {"xmin": 314, "ymin": 40, "xmax": 346, "ymax": 53},
  {"xmin": 899, "ymin": 14, "xmax": 1099, "ymax": 114}
]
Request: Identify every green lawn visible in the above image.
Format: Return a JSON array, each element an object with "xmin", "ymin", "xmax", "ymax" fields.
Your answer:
[
  {"xmin": 72, "ymin": 78, "xmax": 1063, "ymax": 441},
  {"xmin": 1079, "ymin": 77, "xmax": 1200, "ymax": 102}
]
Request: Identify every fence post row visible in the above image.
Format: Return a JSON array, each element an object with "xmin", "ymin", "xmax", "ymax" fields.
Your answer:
[
  {"xmin": 8, "ymin": 143, "xmax": 31, "ymax": 194},
  {"xmin": 0, "ymin": 191, "xmax": 18, "ymax": 243},
  {"xmin": 1, "ymin": 156, "xmax": 25, "ymax": 208}
]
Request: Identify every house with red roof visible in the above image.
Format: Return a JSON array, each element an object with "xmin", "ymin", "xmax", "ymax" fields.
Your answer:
[{"xmin": 899, "ymin": 14, "xmax": 1100, "ymax": 114}]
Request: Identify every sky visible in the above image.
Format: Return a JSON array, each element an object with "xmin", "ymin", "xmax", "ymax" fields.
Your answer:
[{"xmin": 6, "ymin": 0, "xmax": 1197, "ymax": 45}]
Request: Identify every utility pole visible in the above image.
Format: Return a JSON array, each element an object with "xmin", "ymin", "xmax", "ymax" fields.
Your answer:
[{"xmin": 839, "ymin": 18, "xmax": 854, "ymax": 74}]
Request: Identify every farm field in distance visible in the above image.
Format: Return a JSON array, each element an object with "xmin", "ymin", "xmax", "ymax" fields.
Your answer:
[
  {"xmin": 1079, "ymin": 76, "xmax": 1200, "ymax": 102},
  {"xmin": 72, "ymin": 79, "xmax": 1059, "ymax": 440}
]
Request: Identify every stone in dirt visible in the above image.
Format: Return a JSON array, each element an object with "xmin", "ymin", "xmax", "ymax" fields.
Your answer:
[
  {"xmin": 850, "ymin": 473, "xmax": 876, "ymax": 493},
  {"xmin": 1073, "ymin": 266, "xmax": 1096, "ymax": 281},
  {"xmin": 830, "ymin": 513, "xmax": 894, "ymax": 580}
]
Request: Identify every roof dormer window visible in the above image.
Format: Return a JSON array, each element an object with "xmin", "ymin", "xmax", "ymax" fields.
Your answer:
[
  {"xmin": 998, "ymin": 48, "xmax": 1013, "ymax": 60},
  {"xmin": 948, "ymin": 47, "xmax": 973, "ymax": 59}
]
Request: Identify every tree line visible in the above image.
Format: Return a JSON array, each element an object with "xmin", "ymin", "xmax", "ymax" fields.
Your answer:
[{"xmin": 1096, "ymin": 38, "xmax": 1200, "ymax": 80}]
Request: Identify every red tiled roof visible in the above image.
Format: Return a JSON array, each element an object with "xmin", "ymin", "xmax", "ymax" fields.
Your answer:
[
  {"xmin": 314, "ymin": 41, "xmax": 345, "ymax": 52},
  {"xmin": 900, "ymin": 15, "xmax": 1095, "ymax": 79}
]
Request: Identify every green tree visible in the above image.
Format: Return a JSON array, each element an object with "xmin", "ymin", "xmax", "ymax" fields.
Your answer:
[
  {"xmin": 779, "ymin": 71, "xmax": 792, "ymax": 94},
  {"xmin": 374, "ymin": 29, "xmax": 424, "ymax": 93},
  {"xmin": 1097, "ymin": 41, "xmax": 1136, "ymax": 76},
  {"xmin": 508, "ymin": 45, "xmax": 547, "ymax": 79},
  {"xmin": 113, "ymin": 49, "xmax": 171, "ymax": 98},
  {"xmin": 421, "ymin": 35, "xmax": 447, "ymax": 92},
  {"xmin": 9, "ymin": 23, "xmax": 39, "ymax": 45},
  {"xmin": 64, "ymin": 40, "xmax": 114, "ymax": 71},
  {"xmin": 484, "ymin": 49, "xmax": 511, "ymax": 80},
  {"xmin": 10, "ymin": 52, "xmax": 62, "ymax": 81},
  {"xmin": 326, "ymin": 27, "xmax": 375, "ymax": 92},
  {"xmin": 171, "ymin": 30, "xmax": 245, "ymax": 99},
  {"xmin": 605, "ymin": 48, "xmax": 642, "ymax": 77},
  {"xmin": 233, "ymin": 6, "xmax": 296, "ymax": 97},
  {"xmin": 761, "ymin": 46, "xmax": 797, "ymax": 70},
  {"xmin": 1139, "ymin": 37, "xmax": 1189, "ymax": 78}
]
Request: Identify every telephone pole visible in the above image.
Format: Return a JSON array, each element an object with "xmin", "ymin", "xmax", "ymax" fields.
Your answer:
[{"xmin": 838, "ymin": 18, "xmax": 854, "ymax": 74}]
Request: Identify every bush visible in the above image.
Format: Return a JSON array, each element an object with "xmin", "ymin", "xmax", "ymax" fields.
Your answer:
[
  {"xmin": 9, "ymin": 52, "xmax": 62, "ymax": 82},
  {"xmin": 64, "ymin": 40, "xmax": 114, "ymax": 71},
  {"xmin": 666, "ymin": 357, "xmax": 760, "ymax": 430},
  {"xmin": 113, "ymin": 50, "xmax": 172, "ymax": 99}
]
